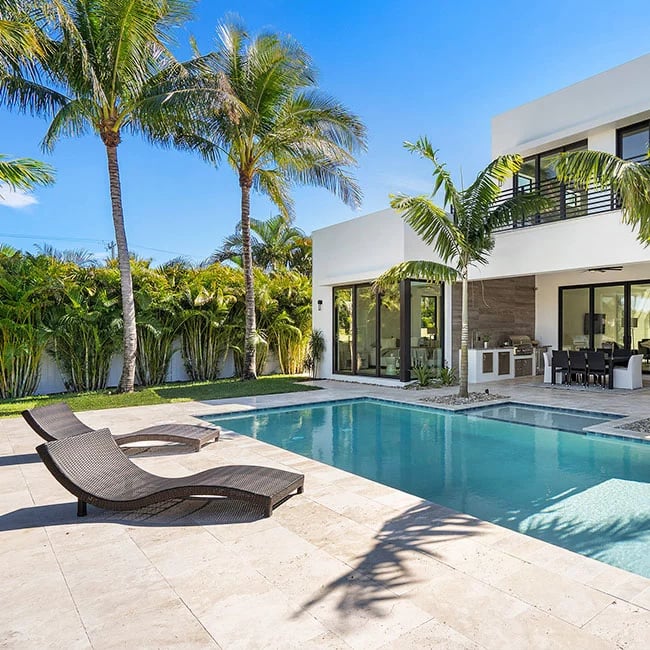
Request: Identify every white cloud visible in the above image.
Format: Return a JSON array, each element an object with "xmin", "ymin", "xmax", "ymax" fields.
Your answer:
[{"xmin": 0, "ymin": 185, "xmax": 38, "ymax": 209}]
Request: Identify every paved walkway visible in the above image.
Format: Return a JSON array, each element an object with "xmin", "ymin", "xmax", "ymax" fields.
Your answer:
[{"xmin": 2, "ymin": 378, "xmax": 650, "ymax": 648}]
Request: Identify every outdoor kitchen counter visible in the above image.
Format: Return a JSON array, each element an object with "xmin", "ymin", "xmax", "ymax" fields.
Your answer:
[{"xmin": 465, "ymin": 347, "xmax": 538, "ymax": 383}]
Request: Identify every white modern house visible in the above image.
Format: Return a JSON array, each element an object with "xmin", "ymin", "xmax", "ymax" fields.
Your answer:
[{"xmin": 312, "ymin": 53, "xmax": 650, "ymax": 384}]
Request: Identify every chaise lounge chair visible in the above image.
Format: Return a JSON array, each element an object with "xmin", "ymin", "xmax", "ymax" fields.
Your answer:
[
  {"xmin": 23, "ymin": 402, "xmax": 220, "ymax": 452},
  {"xmin": 36, "ymin": 429, "xmax": 305, "ymax": 518}
]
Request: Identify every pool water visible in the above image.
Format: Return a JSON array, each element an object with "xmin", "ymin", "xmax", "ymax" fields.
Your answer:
[
  {"xmin": 205, "ymin": 399, "xmax": 650, "ymax": 578},
  {"xmin": 470, "ymin": 402, "xmax": 623, "ymax": 432}
]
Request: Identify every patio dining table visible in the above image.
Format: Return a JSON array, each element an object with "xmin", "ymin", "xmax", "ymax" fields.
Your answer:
[{"xmin": 551, "ymin": 350, "xmax": 630, "ymax": 389}]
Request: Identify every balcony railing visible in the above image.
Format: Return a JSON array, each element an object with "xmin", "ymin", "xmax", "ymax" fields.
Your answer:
[{"xmin": 492, "ymin": 179, "xmax": 617, "ymax": 232}]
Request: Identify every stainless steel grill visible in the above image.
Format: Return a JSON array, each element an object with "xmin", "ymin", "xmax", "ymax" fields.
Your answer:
[{"xmin": 509, "ymin": 335, "xmax": 534, "ymax": 356}]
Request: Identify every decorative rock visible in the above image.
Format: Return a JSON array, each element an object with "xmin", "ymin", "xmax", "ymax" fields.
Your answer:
[{"xmin": 419, "ymin": 392, "xmax": 509, "ymax": 406}]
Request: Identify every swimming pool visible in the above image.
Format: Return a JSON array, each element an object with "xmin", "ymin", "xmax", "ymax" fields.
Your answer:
[{"xmin": 204, "ymin": 398, "xmax": 650, "ymax": 578}]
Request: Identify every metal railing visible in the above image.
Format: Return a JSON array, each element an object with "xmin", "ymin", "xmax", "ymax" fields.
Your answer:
[{"xmin": 492, "ymin": 179, "xmax": 618, "ymax": 232}]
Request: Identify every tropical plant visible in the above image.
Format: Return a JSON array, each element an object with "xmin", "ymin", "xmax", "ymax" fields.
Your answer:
[
  {"xmin": 0, "ymin": 0, "xmax": 211, "ymax": 392},
  {"xmin": 257, "ymin": 270, "xmax": 312, "ymax": 375},
  {"xmin": 411, "ymin": 362, "xmax": 434, "ymax": 387},
  {"xmin": 0, "ymin": 249, "xmax": 59, "ymax": 397},
  {"xmin": 177, "ymin": 265, "xmax": 238, "ymax": 381},
  {"xmin": 132, "ymin": 259, "xmax": 182, "ymax": 386},
  {"xmin": 209, "ymin": 214, "xmax": 312, "ymax": 274},
  {"xmin": 437, "ymin": 364, "xmax": 457, "ymax": 386},
  {"xmin": 34, "ymin": 243, "xmax": 97, "ymax": 267},
  {"xmin": 555, "ymin": 150, "xmax": 650, "ymax": 242},
  {"xmin": 180, "ymin": 21, "xmax": 366, "ymax": 379},
  {"xmin": 375, "ymin": 138, "xmax": 550, "ymax": 397},
  {"xmin": 306, "ymin": 329, "xmax": 325, "ymax": 378},
  {"xmin": 48, "ymin": 266, "xmax": 122, "ymax": 392}
]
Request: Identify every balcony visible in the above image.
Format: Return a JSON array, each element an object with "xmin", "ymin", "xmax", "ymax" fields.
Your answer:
[{"xmin": 492, "ymin": 179, "xmax": 617, "ymax": 233}]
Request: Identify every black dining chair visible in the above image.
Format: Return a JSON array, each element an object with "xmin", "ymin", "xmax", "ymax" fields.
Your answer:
[
  {"xmin": 587, "ymin": 350, "xmax": 608, "ymax": 388},
  {"xmin": 551, "ymin": 350, "xmax": 570, "ymax": 384},
  {"xmin": 569, "ymin": 350, "xmax": 587, "ymax": 386}
]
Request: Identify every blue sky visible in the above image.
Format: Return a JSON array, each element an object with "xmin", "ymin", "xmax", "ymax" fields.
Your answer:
[{"xmin": 2, "ymin": 0, "xmax": 650, "ymax": 263}]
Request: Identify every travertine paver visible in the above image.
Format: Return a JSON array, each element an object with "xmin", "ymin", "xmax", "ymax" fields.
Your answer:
[{"xmin": 2, "ymin": 377, "xmax": 650, "ymax": 647}]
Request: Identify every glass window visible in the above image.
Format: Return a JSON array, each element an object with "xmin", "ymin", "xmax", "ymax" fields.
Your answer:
[
  {"xmin": 517, "ymin": 158, "xmax": 537, "ymax": 192},
  {"xmin": 538, "ymin": 151, "xmax": 561, "ymax": 223},
  {"xmin": 631, "ymin": 283, "xmax": 650, "ymax": 371},
  {"xmin": 620, "ymin": 124, "xmax": 650, "ymax": 162},
  {"xmin": 561, "ymin": 287, "xmax": 590, "ymax": 350},
  {"xmin": 410, "ymin": 281, "xmax": 443, "ymax": 374},
  {"xmin": 379, "ymin": 285, "xmax": 401, "ymax": 377},
  {"xmin": 593, "ymin": 285, "xmax": 625, "ymax": 350},
  {"xmin": 355, "ymin": 285, "xmax": 376, "ymax": 376},
  {"xmin": 334, "ymin": 288, "xmax": 352, "ymax": 373}
]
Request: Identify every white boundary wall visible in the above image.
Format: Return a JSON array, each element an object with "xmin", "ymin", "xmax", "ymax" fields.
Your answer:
[{"xmin": 34, "ymin": 345, "xmax": 281, "ymax": 395}]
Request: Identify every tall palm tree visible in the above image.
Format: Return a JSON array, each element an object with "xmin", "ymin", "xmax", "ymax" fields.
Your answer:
[
  {"xmin": 375, "ymin": 138, "xmax": 550, "ymax": 397},
  {"xmin": 180, "ymin": 21, "xmax": 366, "ymax": 379},
  {"xmin": 0, "ymin": 0, "xmax": 207, "ymax": 392},
  {"xmin": 555, "ymin": 150, "xmax": 650, "ymax": 242},
  {"xmin": 209, "ymin": 213, "xmax": 312, "ymax": 274}
]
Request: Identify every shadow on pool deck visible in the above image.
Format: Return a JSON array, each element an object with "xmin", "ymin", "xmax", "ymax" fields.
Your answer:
[
  {"xmin": 297, "ymin": 501, "xmax": 483, "ymax": 617},
  {"xmin": 0, "ymin": 497, "xmax": 276, "ymax": 531}
]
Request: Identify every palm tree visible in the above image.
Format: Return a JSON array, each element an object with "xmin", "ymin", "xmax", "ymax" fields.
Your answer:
[
  {"xmin": 0, "ymin": 0, "xmax": 207, "ymax": 392},
  {"xmin": 555, "ymin": 150, "xmax": 650, "ymax": 242},
  {"xmin": 375, "ymin": 138, "xmax": 550, "ymax": 397},
  {"xmin": 209, "ymin": 213, "xmax": 312, "ymax": 274},
  {"xmin": 0, "ymin": 4, "xmax": 55, "ymax": 196},
  {"xmin": 180, "ymin": 21, "xmax": 366, "ymax": 379}
]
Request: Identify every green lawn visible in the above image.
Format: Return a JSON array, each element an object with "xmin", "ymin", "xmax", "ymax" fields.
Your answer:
[{"xmin": 0, "ymin": 375, "xmax": 321, "ymax": 418}]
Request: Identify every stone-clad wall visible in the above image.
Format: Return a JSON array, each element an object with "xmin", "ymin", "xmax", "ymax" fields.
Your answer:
[{"xmin": 451, "ymin": 275, "xmax": 536, "ymax": 367}]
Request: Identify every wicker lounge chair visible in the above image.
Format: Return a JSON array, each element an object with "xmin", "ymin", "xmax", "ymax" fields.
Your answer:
[
  {"xmin": 22, "ymin": 402, "xmax": 220, "ymax": 452},
  {"xmin": 36, "ymin": 429, "xmax": 305, "ymax": 517}
]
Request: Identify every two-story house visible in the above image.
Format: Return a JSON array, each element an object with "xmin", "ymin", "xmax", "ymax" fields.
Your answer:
[{"xmin": 312, "ymin": 53, "xmax": 650, "ymax": 383}]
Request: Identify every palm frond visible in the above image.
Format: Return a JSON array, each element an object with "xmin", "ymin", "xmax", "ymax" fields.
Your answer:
[
  {"xmin": 487, "ymin": 191, "xmax": 553, "ymax": 230},
  {"xmin": 0, "ymin": 154, "xmax": 54, "ymax": 190},
  {"xmin": 556, "ymin": 149, "xmax": 650, "ymax": 242},
  {"xmin": 374, "ymin": 261, "xmax": 458, "ymax": 292},
  {"xmin": 404, "ymin": 137, "xmax": 460, "ymax": 210},
  {"xmin": 389, "ymin": 193, "xmax": 462, "ymax": 262}
]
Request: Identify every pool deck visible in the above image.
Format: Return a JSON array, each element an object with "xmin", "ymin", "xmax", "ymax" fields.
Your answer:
[{"xmin": 2, "ymin": 377, "xmax": 650, "ymax": 648}]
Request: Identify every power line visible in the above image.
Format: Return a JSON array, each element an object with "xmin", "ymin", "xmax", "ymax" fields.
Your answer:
[{"xmin": 0, "ymin": 231, "xmax": 203, "ymax": 260}]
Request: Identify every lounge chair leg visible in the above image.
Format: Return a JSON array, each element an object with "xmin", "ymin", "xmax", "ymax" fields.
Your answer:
[
  {"xmin": 297, "ymin": 485, "xmax": 304, "ymax": 494},
  {"xmin": 265, "ymin": 502, "xmax": 273, "ymax": 518},
  {"xmin": 77, "ymin": 499, "xmax": 87, "ymax": 517}
]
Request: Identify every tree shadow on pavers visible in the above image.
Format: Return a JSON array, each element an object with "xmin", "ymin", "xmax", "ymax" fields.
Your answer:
[
  {"xmin": 0, "ymin": 453, "xmax": 41, "ymax": 467},
  {"xmin": 298, "ymin": 501, "xmax": 482, "ymax": 618},
  {"xmin": 0, "ymin": 497, "xmax": 281, "ymax": 531}
]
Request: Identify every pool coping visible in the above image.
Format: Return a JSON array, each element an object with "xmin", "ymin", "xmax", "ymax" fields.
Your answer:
[{"xmin": 202, "ymin": 395, "xmax": 650, "ymax": 445}]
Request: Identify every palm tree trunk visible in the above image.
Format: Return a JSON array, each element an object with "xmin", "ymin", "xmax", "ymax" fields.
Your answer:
[
  {"xmin": 105, "ymin": 143, "xmax": 137, "ymax": 392},
  {"xmin": 240, "ymin": 175, "xmax": 257, "ymax": 380},
  {"xmin": 459, "ymin": 273, "xmax": 469, "ymax": 398}
]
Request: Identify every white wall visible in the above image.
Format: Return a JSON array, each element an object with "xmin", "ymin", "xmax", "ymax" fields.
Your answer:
[
  {"xmin": 33, "ymin": 344, "xmax": 280, "ymax": 395},
  {"xmin": 473, "ymin": 210, "xmax": 650, "ymax": 281},
  {"xmin": 492, "ymin": 53, "xmax": 650, "ymax": 156}
]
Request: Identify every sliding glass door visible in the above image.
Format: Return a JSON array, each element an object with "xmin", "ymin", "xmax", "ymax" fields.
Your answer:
[
  {"xmin": 332, "ymin": 281, "xmax": 444, "ymax": 380},
  {"xmin": 560, "ymin": 280, "xmax": 650, "ymax": 371}
]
